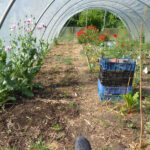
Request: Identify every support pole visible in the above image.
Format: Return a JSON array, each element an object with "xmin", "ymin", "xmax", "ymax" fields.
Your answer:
[
  {"xmin": 102, "ymin": 10, "xmax": 107, "ymax": 31},
  {"xmin": 139, "ymin": 23, "xmax": 143, "ymax": 148},
  {"xmin": 86, "ymin": 10, "xmax": 88, "ymax": 27}
]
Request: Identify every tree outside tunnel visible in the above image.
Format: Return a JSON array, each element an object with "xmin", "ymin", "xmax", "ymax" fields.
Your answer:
[{"xmin": 66, "ymin": 9, "xmax": 125, "ymax": 29}]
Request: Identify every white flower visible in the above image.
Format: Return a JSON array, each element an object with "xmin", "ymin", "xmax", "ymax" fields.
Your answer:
[
  {"xmin": 137, "ymin": 56, "xmax": 140, "ymax": 59},
  {"xmin": 10, "ymin": 25, "xmax": 16, "ymax": 31},
  {"xmin": 5, "ymin": 46, "xmax": 12, "ymax": 51},
  {"xmin": 143, "ymin": 67, "xmax": 148, "ymax": 74}
]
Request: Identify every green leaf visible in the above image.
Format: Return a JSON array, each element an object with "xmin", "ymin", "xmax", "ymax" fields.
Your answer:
[
  {"xmin": 7, "ymin": 97, "xmax": 16, "ymax": 101},
  {"xmin": 23, "ymin": 89, "xmax": 34, "ymax": 98},
  {"xmin": 34, "ymin": 82, "xmax": 43, "ymax": 89}
]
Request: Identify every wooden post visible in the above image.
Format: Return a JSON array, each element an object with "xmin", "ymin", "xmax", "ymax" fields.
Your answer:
[{"xmin": 140, "ymin": 23, "xmax": 143, "ymax": 148}]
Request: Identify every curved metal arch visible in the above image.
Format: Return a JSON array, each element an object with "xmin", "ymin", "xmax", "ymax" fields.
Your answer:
[
  {"xmin": 44, "ymin": 1, "xmax": 140, "ymax": 41},
  {"xmin": 41, "ymin": 0, "xmax": 147, "ymax": 41},
  {"xmin": 32, "ymin": 0, "xmax": 55, "ymax": 31},
  {"xmin": 1, "ymin": 0, "xmax": 150, "ymax": 31},
  {"xmin": 137, "ymin": 0, "xmax": 150, "ymax": 7},
  {"xmin": 0, "ymin": 0, "xmax": 16, "ymax": 29},
  {"xmin": 48, "ymin": 5, "xmax": 136, "ymax": 41},
  {"xmin": 34, "ymin": 0, "xmax": 150, "ymax": 34}
]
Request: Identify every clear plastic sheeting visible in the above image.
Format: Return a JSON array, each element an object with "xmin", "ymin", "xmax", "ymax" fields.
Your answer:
[{"xmin": 0, "ymin": 0, "xmax": 150, "ymax": 43}]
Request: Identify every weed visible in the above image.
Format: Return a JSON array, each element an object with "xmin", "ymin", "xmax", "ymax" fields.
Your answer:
[
  {"xmin": 102, "ymin": 148, "xmax": 113, "ymax": 150},
  {"xmin": 144, "ymin": 95, "xmax": 150, "ymax": 101},
  {"xmin": 55, "ymin": 55, "xmax": 63, "ymax": 60},
  {"xmin": 57, "ymin": 106, "xmax": 62, "ymax": 110},
  {"xmin": 24, "ymin": 130, "xmax": 29, "ymax": 135},
  {"xmin": 26, "ymin": 116, "xmax": 32, "ymax": 121},
  {"xmin": 54, "ymin": 124, "xmax": 61, "ymax": 131},
  {"xmin": 29, "ymin": 137, "xmax": 52, "ymax": 150},
  {"xmin": 63, "ymin": 91, "xmax": 69, "ymax": 97},
  {"xmin": 69, "ymin": 101, "xmax": 77, "ymax": 107},
  {"xmin": 53, "ymin": 37, "xmax": 58, "ymax": 46},
  {"xmin": 99, "ymin": 117, "xmax": 111, "ymax": 128},
  {"xmin": 143, "ymin": 104, "xmax": 150, "ymax": 121},
  {"xmin": 144, "ymin": 122, "xmax": 150, "ymax": 134},
  {"xmin": 8, "ymin": 129, "xmax": 12, "ymax": 134},
  {"xmin": 147, "ymin": 135, "xmax": 150, "ymax": 144},
  {"xmin": 117, "ymin": 115, "xmax": 126, "ymax": 128},
  {"xmin": 3, "ymin": 148, "xmax": 18, "ymax": 150},
  {"xmin": 63, "ymin": 56, "xmax": 77, "ymax": 61},
  {"xmin": 59, "ymin": 60, "xmax": 72, "ymax": 65}
]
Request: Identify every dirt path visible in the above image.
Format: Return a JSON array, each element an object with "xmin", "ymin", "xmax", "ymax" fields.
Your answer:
[
  {"xmin": 54, "ymin": 42, "xmax": 140, "ymax": 150},
  {"xmin": 0, "ymin": 42, "xmax": 149, "ymax": 150}
]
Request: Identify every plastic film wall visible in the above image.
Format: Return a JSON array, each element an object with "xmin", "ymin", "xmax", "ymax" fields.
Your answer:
[{"xmin": 0, "ymin": 0, "xmax": 150, "ymax": 43}]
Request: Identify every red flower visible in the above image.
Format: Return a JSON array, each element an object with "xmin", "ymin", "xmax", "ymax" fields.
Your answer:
[{"xmin": 113, "ymin": 34, "xmax": 117, "ymax": 38}]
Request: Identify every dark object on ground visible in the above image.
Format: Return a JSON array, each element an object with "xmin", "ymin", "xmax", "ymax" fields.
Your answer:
[{"xmin": 75, "ymin": 136, "xmax": 91, "ymax": 150}]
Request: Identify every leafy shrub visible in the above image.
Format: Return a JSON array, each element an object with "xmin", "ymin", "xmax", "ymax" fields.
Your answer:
[{"xmin": 0, "ymin": 18, "xmax": 49, "ymax": 106}]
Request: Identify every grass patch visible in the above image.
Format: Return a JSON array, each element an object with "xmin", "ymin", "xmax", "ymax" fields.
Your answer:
[
  {"xmin": 99, "ymin": 117, "xmax": 111, "ymax": 128},
  {"xmin": 58, "ymin": 60, "xmax": 72, "ymax": 65},
  {"xmin": 29, "ymin": 137, "xmax": 52, "ymax": 150}
]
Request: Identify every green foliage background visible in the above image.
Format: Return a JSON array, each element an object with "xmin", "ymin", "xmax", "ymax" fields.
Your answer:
[{"xmin": 66, "ymin": 9, "xmax": 124, "ymax": 29}]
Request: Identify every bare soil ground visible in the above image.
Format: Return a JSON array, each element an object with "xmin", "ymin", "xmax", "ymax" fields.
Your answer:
[{"xmin": 0, "ymin": 42, "xmax": 150, "ymax": 150}]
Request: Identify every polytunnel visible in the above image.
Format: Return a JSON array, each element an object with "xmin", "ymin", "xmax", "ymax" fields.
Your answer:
[{"xmin": 0, "ymin": 0, "xmax": 150, "ymax": 43}]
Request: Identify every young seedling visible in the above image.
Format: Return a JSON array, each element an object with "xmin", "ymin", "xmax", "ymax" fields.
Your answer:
[{"xmin": 120, "ymin": 92, "xmax": 139, "ymax": 114}]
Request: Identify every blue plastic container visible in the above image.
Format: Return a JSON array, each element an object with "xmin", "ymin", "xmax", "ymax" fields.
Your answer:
[
  {"xmin": 98, "ymin": 89, "xmax": 123, "ymax": 101},
  {"xmin": 100, "ymin": 56, "xmax": 136, "ymax": 71},
  {"xmin": 98, "ymin": 79, "xmax": 132, "ymax": 101},
  {"xmin": 98, "ymin": 79, "xmax": 132, "ymax": 95}
]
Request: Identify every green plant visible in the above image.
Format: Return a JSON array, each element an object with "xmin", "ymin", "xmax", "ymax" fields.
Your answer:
[
  {"xmin": 8, "ymin": 129, "xmax": 12, "ymax": 134},
  {"xmin": 59, "ymin": 60, "xmax": 72, "ymax": 65},
  {"xmin": 52, "ymin": 123, "xmax": 61, "ymax": 131},
  {"xmin": 102, "ymin": 148, "xmax": 113, "ymax": 150},
  {"xmin": 147, "ymin": 135, "xmax": 150, "ymax": 144},
  {"xmin": 69, "ymin": 101, "xmax": 77, "ymax": 107},
  {"xmin": 99, "ymin": 117, "xmax": 111, "ymax": 128},
  {"xmin": 144, "ymin": 122, "xmax": 150, "ymax": 134},
  {"xmin": 144, "ymin": 104, "xmax": 150, "ymax": 121},
  {"xmin": 57, "ymin": 106, "xmax": 62, "ymax": 110},
  {"xmin": 120, "ymin": 92, "xmax": 139, "ymax": 113},
  {"xmin": 77, "ymin": 10, "xmax": 124, "ymax": 28},
  {"xmin": 53, "ymin": 37, "xmax": 58, "ymax": 46},
  {"xmin": 29, "ymin": 137, "xmax": 52, "ymax": 150},
  {"xmin": 2, "ymin": 147, "xmax": 18, "ymax": 150},
  {"xmin": 63, "ymin": 91, "xmax": 69, "ymax": 97},
  {"xmin": 0, "ymin": 17, "xmax": 49, "ymax": 106}
]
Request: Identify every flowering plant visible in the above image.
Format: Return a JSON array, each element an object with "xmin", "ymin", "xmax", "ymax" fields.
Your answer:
[
  {"xmin": 76, "ymin": 26, "xmax": 110, "ymax": 45},
  {"xmin": 0, "ymin": 17, "xmax": 49, "ymax": 106}
]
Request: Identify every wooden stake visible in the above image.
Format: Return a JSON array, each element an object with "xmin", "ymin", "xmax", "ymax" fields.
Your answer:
[{"xmin": 140, "ymin": 23, "xmax": 143, "ymax": 148}]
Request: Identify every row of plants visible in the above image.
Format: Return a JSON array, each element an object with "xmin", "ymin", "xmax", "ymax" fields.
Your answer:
[
  {"xmin": 76, "ymin": 25, "xmax": 117, "ymax": 45},
  {"xmin": 0, "ymin": 17, "xmax": 49, "ymax": 106},
  {"xmin": 76, "ymin": 26, "xmax": 150, "ymax": 83},
  {"xmin": 76, "ymin": 26, "xmax": 150, "ymax": 115}
]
